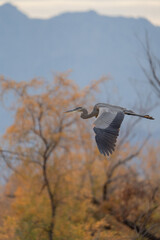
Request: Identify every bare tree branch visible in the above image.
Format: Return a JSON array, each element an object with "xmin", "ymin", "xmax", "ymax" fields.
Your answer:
[{"xmin": 103, "ymin": 136, "xmax": 149, "ymax": 201}]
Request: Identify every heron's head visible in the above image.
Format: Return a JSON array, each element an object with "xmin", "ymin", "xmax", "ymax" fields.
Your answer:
[{"xmin": 65, "ymin": 107, "xmax": 83, "ymax": 113}]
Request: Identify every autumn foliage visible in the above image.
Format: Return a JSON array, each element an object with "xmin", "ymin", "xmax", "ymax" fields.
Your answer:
[{"xmin": 0, "ymin": 73, "xmax": 159, "ymax": 240}]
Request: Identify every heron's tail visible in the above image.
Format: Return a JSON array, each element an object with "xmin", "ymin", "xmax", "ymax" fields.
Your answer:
[{"xmin": 124, "ymin": 110, "xmax": 154, "ymax": 120}]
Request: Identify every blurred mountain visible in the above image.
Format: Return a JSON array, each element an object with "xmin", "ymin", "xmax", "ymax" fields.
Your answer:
[{"xmin": 0, "ymin": 3, "xmax": 160, "ymax": 136}]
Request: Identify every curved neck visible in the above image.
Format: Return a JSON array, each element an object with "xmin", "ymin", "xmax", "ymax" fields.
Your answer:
[{"xmin": 80, "ymin": 107, "xmax": 98, "ymax": 119}]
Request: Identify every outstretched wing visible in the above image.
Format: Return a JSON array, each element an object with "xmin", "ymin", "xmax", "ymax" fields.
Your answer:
[{"xmin": 93, "ymin": 111, "xmax": 124, "ymax": 156}]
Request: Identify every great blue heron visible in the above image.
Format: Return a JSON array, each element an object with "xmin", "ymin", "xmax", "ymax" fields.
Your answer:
[{"xmin": 65, "ymin": 103, "xmax": 154, "ymax": 156}]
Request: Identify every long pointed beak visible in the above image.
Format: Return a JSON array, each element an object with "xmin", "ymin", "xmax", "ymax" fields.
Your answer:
[{"xmin": 64, "ymin": 108, "xmax": 78, "ymax": 113}]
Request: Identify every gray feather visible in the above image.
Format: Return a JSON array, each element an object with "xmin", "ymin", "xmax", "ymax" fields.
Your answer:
[
  {"xmin": 93, "ymin": 112, "xmax": 124, "ymax": 156},
  {"xmin": 94, "ymin": 112, "xmax": 117, "ymax": 129}
]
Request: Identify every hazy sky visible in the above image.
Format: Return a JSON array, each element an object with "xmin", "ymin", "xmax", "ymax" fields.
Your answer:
[{"xmin": 0, "ymin": 0, "xmax": 160, "ymax": 26}]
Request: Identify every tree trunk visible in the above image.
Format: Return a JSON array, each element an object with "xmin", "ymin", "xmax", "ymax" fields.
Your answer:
[{"xmin": 43, "ymin": 156, "xmax": 56, "ymax": 240}]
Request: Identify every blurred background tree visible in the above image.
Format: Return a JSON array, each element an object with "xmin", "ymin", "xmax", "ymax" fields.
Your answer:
[{"xmin": 0, "ymin": 73, "xmax": 159, "ymax": 240}]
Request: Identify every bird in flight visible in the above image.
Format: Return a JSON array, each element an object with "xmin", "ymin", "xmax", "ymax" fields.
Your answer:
[{"xmin": 65, "ymin": 103, "xmax": 154, "ymax": 156}]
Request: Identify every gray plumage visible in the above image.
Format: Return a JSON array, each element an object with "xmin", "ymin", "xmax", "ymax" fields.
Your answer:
[
  {"xmin": 94, "ymin": 111, "xmax": 124, "ymax": 156},
  {"xmin": 65, "ymin": 103, "xmax": 154, "ymax": 157}
]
